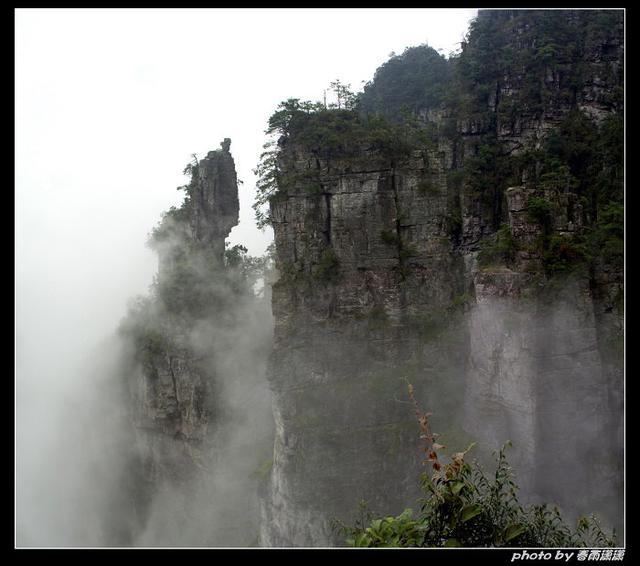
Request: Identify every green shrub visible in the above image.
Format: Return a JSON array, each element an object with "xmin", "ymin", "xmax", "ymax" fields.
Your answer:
[
  {"xmin": 589, "ymin": 201, "xmax": 623, "ymax": 266},
  {"xmin": 335, "ymin": 385, "xmax": 616, "ymax": 548},
  {"xmin": 542, "ymin": 234, "xmax": 588, "ymax": 275},
  {"xmin": 526, "ymin": 196, "xmax": 553, "ymax": 233},
  {"xmin": 313, "ymin": 248, "xmax": 341, "ymax": 283},
  {"xmin": 399, "ymin": 243, "xmax": 419, "ymax": 262},
  {"xmin": 478, "ymin": 224, "xmax": 518, "ymax": 268}
]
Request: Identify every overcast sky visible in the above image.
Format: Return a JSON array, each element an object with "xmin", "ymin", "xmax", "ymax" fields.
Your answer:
[{"xmin": 15, "ymin": 8, "xmax": 477, "ymax": 390}]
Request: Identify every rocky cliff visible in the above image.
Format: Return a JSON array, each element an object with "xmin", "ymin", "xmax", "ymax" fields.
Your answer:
[
  {"xmin": 119, "ymin": 140, "xmax": 274, "ymax": 545},
  {"xmin": 113, "ymin": 9, "xmax": 623, "ymax": 548},
  {"xmin": 261, "ymin": 145, "xmax": 470, "ymax": 545},
  {"xmin": 260, "ymin": 9, "xmax": 623, "ymax": 545},
  {"xmin": 130, "ymin": 142, "xmax": 239, "ymax": 485}
]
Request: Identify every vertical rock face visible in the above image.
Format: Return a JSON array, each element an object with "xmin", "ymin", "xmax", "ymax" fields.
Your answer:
[
  {"xmin": 120, "ymin": 140, "xmax": 275, "ymax": 546},
  {"xmin": 464, "ymin": 189, "xmax": 619, "ymax": 522},
  {"xmin": 261, "ymin": 10, "xmax": 623, "ymax": 546},
  {"xmin": 191, "ymin": 139, "xmax": 239, "ymax": 257},
  {"xmin": 131, "ymin": 141, "xmax": 240, "ymax": 483},
  {"xmin": 261, "ymin": 144, "xmax": 472, "ymax": 546},
  {"xmin": 458, "ymin": 10, "xmax": 624, "ymax": 529}
]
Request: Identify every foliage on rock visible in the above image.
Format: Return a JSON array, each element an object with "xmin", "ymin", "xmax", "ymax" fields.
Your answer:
[{"xmin": 335, "ymin": 384, "xmax": 617, "ymax": 548}]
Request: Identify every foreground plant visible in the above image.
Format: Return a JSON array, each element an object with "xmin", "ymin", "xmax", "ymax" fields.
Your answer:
[{"xmin": 334, "ymin": 383, "xmax": 616, "ymax": 548}]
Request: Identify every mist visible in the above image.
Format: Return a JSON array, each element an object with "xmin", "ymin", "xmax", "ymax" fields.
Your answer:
[
  {"xmin": 16, "ymin": 139, "xmax": 276, "ymax": 546},
  {"xmin": 123, "ymin": 263, "xmax": 275, "ymax": 547},
  {"xmin": 16, "ymin": 281, "xmax": 275, "ymax": 547},
  {"xmin": 18, "ymin": 7, "xmax": 622, "ymax": 550},
  {"xmin": 16, "ymin": 333, "xmax": 135, "ymax": 545},
  {"xmin": 463, "ymin": 277, "xmax": 624, "ymax": 535}
]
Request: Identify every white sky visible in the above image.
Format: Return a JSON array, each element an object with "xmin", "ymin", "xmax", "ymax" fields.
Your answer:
[{"xmin": 15, "ymin": 8, "xmax": 477, "ymax": 382}]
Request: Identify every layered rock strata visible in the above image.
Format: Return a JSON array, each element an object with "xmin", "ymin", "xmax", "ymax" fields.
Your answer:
[{"xmin": 260, "ymin": 10, "xmax": 623, "ymax": 545}]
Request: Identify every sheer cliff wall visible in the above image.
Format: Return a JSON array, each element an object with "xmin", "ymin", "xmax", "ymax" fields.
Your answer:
[
  {"xmin": 120, "ymin": 142, "xmax": 274, "ymax": 546},
  {"xmin": 261, "ymin": 10, "xmax": 623, "ymax": 546}
]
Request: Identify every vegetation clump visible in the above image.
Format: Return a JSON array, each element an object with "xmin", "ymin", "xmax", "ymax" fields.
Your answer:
[
  {"xmin": 120, "ymin": 155, "xmax": 272, "ymax": 361},
  {"xmin": 526, "ymin": 196, "xmax": 554, "ymax": 233},
  {"xmin": 541, "ymin": 234, "xmax": 588, "ymax": 276},
  {"xmin": 252, "ymin": 81, "xmax": 434, "ymax": 229},
  {"xmin": 254, "ymin": 10, "xmax": 623, "ymax": 279},
  {"xmin": 358, "ymin": 45, "xmax": 450, "ymax": 123},
  {"xmin": 335, "ymin": 384, "xmax": 616, "ymax": 548},
  {"xmin": 313, "ymin": 248, "xmax": 341, "ymax": 283},
  {"xmin": 478, "ymin": 224, "xmax": 519, "ymax": 268}
]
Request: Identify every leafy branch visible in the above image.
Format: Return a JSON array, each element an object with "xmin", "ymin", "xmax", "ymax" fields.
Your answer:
[{"xmin": 335, "ymin": 383, "xmax": 616, "ymax": 548}]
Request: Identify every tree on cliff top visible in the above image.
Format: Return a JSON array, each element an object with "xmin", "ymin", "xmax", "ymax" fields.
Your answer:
[
  {"xmin": 253, "ymin": 87, "xmax": 433, "ymax": 229},
  {"xmin": 358, "ymin": 45, "xmax": 450, "ymax": 122}
]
